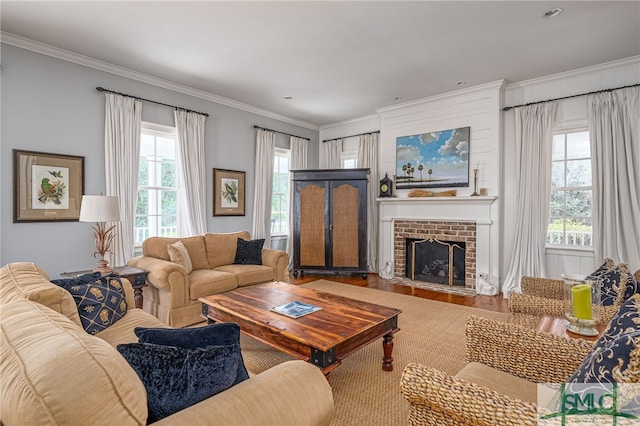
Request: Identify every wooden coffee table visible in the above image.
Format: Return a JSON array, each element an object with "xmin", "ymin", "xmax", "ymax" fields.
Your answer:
[{"xmin": 200, "ymin": 282, "xmax": 401, "ymax": 376}]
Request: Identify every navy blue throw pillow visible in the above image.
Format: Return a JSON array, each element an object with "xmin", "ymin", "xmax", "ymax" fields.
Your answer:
[
  {"xmin": 51, "ymin": 273, "xmax": 127, "ymax": 334},
  {"xmin": 233, "ymin": 238, "xmax": 265, "ymax": 265},
  {"xmin": 134, "ymin": 323, "xmax": 249, "ymax": 383},
  {"xmin": 118, "ymin": 342, "xmax": 244, "ymax": 422}
]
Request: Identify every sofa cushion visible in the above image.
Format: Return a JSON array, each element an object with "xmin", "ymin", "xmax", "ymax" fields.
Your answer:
[
  {"xmin": 214, "ymin": 264, "xmax": 275, "ymax": 286},
  {"xmin": 0, "ymin": 262, "xmax": 82, "ymax": 326},
  {"xmin": 168, "ymin": 240, "xmax": 193, "ymax": 274},
  {"xmin": 143, "ymin": 235, "xmax": 209, "ymax": 270},
  {"xmin": 569, "ymin": 294, "xmax": 640, "ymax": 384},
  {"xmin": 135, "ymin": 323, "xmax": 249, "ymax": 382},
  {"xmin": 233, "ymin": 238, "xmax": 265, "ymax": 265},
  {"xmin": 97, "ymin": 308, "xmax": 170, "ymax": 347},
  {"xmin": 189, "ymin": 269, "xmax": 238, "ymax": 299},
  {"xmin": 455, "ymin": 362, "xmax": 538, "ymax": 403},
  {"xmin": 118, "ymin": 342, "xmax": 247, "ymax": 422},
  {"xmin": 205, "ymin": 231, "xmax": 251, "ymax": 268},
  {"xmin": 51, "ymin": 273, "xmax": 128, "ymax": 335},
  {"xmin": 0, "ymin": 299, "xmax": 148, "ymax": 426}
]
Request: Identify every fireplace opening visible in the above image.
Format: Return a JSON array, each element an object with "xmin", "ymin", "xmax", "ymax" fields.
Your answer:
[{"xmin": 405, "ymin": 238, "xmax": 466, "ymax": 286}]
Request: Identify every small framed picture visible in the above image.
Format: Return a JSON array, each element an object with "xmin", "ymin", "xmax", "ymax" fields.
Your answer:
[
  {"xmin": 213, "ymin": 168, "xmax": 246, "ymax": 216},
  {"xmin": 13, "ymin": 149, "xmax": 85, "ymax": 222}
]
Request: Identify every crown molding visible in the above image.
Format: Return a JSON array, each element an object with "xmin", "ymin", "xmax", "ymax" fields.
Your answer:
[
  {"xmin": 0, "ymin": 32, "xmax": 319, "ymax": 131},
  {"xmin": 319, "ymin": 113, "xmax": 380, "ymax": 131},
  {"xmin": 375, "ymin": 80, "xmax": 506, "ymax": 115},
  {"xmin": 506, "ymin": 56, "xmax": 640, "ymax": 90}
]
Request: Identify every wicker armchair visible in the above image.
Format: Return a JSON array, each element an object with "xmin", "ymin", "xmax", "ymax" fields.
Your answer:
[
  {"xmin": 508, "ymin": 259, "xmax": 631, "ymax": 328},
  {"xmin": 400, "ymin": 315, "xmax": 594, "ymax": 426}
]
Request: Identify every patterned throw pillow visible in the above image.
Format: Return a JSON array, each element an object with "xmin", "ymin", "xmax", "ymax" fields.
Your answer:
[
  {"xmin": 233, "ymin": 238, "xmax": 265, "ymax": 265},
  {"xmin": 590, "ymin": 260, "xmax": 627, "ymax": 307},
  {"xmin": 51, "ymin": 273, "xmax": 127, "ymax": 335},
  {"xmin": 569, "ymin": 294, "xmax": 640, "ymax": 384},
  {"xmin": 167, "ymin": 240, "xmax": 193, "ymax": 274}
]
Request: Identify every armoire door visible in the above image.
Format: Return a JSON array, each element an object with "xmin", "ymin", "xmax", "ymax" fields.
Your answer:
[
  {"xmin": 298, "ymin": 182, "xmax": 326, "ymax": 267},
  {"xmin": 330, "ymin": 182, "xmax": 360, "ymax": 268}
]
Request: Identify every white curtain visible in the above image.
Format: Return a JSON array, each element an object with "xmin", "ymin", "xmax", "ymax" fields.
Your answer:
[
  {"xmin": 104, "ymin": 93, "xmax": 142, "ymax": 266},
  {"xmin": 174, "ymin": 110, "xmax": 207, "ymax": 236},
  {"xmin": 321, "ymin": 139, "xmax": 343, "ymax": 168},
  {"xmin": 358, "ymin": 133, "xmax": 379, "ymax": 272},
  {"xmin": 589, "ymin": 86, "xmax": 640, "ymax": 267},
  {"xmin": 502, "ymin": 102, "xmax": 557, "ymax": 297},
  {"xmin": 286, "ymin": 136, "xmax": 308, "ymax": 268},
  {"xmin": 251, "ymin": 129, "xmax": 276, "ymax": 246}
]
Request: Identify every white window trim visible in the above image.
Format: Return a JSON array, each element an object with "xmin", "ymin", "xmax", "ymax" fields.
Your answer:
[{"xmin": 272, "ymin": 147, "xmax": 290, "ymax": 237}]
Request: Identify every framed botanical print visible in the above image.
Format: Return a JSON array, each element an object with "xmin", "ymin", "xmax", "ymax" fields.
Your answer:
[
  {"xmin": 213, "ymin": 168, "xmax": 246, "ymax": 216},
  {"xmin": 13, "ymin": 149, "xmax": 85, "ymax": 222}
]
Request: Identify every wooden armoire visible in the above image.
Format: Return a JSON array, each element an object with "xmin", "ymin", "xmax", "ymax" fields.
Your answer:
[{"xmin": 291, "ymin": 169, "xmax": 369, "ymax": 278}]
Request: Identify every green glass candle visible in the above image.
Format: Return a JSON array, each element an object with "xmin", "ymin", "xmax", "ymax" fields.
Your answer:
[{"xmin": 571, "ymin": 284, "xmax": 593, "ymax": 320}]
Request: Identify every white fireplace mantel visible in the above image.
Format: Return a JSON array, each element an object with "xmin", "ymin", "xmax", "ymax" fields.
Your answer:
[{"xmin": 377, "ymin": 196, "xmax": 499, "ymax": 295}]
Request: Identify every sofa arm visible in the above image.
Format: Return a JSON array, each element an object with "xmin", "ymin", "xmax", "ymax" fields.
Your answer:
[
  {"xmin": 465, "ymin": 315, "xmax": 593, "ymax": 384},
  {"xmin": 154, "ymin": 360, "xmax": 334, "ymax": 426},
  {"xmin": 508, "ymin": 293, "xmax": 565, "ymax": 317},
  {"xmin": 261, "ymin": 248, "xmax": 290, "ymax": 282},
  {"xmin": 400, "ymin": 363, "xmax": 538, "ymax": 426},
  {"xmin": 127, "ymin": 256, "xmax": 188, "ymax": 293},
  {"xmin": 520, "ymin": 276, "xmax": 564, "ymax": 299}
]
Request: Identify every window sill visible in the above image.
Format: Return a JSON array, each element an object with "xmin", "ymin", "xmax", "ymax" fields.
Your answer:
[{"xmin": 546, "ymin": 245, "xmax": 594, "ymax": 255}]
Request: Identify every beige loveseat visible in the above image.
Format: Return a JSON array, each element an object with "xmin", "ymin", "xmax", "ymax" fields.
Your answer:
[
  {"xmin": 128, "ymin": 231, "xmax": 289, "ymax": 327},
  {"xmin": 0, "ymin": 262, "xmax": 334, "ymax": 425}
]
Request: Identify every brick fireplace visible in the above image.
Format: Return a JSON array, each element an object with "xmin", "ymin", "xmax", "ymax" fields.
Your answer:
[
  {"xmin": 394, "ymin": 220, "xmax": 476, "ymax": 288},
  {"xmin": 378, "ymin": 196, "xmax": 498, "ymax": 295}
]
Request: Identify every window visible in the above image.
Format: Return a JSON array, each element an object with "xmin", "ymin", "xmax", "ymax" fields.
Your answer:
[
  {"xmin": 342, "ymin": 151, "xmax": 358, "ymax": 169},
  {"xmin": 272, "ymin": 148, "xmax": 290, "ymax": 235},
  {"xmin": 548, "ymin": 130, "xmax": 592, "ymax": 247},
  {"xmin": 136, "ymin": 123, "xmax": 179, "ymax": 245}
]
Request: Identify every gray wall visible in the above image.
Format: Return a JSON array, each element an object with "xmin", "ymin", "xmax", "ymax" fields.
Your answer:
[{"xmin": 0, "ymin": 44, "xmax": 319, "ymax": 276}]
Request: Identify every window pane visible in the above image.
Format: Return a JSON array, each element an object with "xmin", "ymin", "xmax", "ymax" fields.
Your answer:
[
  {"xmin": 161, "ymin": 191, "xmax": 177, "ymax": 215},
  {"xmin": 161, "ymin": 161, "xmax": 176, "ymax": 187},
  {"xmin": 134, "ymin": 216, "xmax": 149, "ymax": 243},
  {"xmin": 547, "ymin": 218, "xmax": 565, "ymax": 245},
  {"xmin": 136, "ymin": 190, "xmax": 149, "ymax": 215},
  {"xmin": 549, "ymin": 191, "xmax": 564, "ymax": 218},
  {"xmin": 566, "ymin": 159, "xmax": 591, "ymax": 187},
  {"xmin": 566, "ymin": 190, "xmax": 591, "ymax": 217},
  {"xmin": 138, "ymin": 157, "xmax": 149, "ymax": 186},
  {"xmin": 565, "ymin": 218, "xmax": 592, "ymax": 246},
  {"xmin": 551, "ymin": 162, "xmax": 564, "ymax": 188},
  {"xmin": 566, "ymin": 132, "xmax": 590, "ymax": 159},
  {"xmin": 160, "ymin": 215, "xmax": 177, "ymax": 237},
  {"xmin": 552, "ymin": 134, "xmax": 565, "ymax": 161},
  {"xmin": 156, "ymin": 137, "xmax": 176, "ymax": 160},
  {"xmin": 140, "ymin": 135, "xmax": 155, "ymax": 159}
]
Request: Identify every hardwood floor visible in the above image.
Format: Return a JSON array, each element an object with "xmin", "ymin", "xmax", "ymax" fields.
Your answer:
[{"xmin": 288, "ymin": 272, "xmax": 509, "ymax": 314}]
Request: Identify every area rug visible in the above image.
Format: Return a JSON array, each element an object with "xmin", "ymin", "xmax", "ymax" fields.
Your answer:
[
  {"xmin": 388, "ymin": 277, "xmax": 477, "ymax": 296},
  {"xmin": 239, "ymin": 279, "xmax": 508, "ymax": 426}
]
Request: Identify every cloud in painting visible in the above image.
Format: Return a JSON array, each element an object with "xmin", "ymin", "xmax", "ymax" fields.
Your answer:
[
  {"xmin": 437, "ymin": 129, "xmax": 469, "ymax": 158},
  {"xmin": 396, "ymin": 144, "xmax": 422, "ymax": 164},
  {"xmin": 419, "ymin": 133, "xmax": 439, "ymax": 144}
]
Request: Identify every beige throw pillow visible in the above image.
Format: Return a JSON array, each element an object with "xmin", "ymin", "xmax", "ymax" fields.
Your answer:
[{"xmin": 167, "ymin": 241, "xmax": 193, "ymax": 274}]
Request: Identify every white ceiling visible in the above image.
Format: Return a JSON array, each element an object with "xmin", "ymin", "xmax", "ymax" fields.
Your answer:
[{"xmin": 2, "ymin": 1, "xmax": 639, "ymax": 128}]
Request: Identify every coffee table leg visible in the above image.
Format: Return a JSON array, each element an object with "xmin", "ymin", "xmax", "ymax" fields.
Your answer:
[{"xmin": 382, "ymin": 333, "xmax": 394, "ymax": 371}]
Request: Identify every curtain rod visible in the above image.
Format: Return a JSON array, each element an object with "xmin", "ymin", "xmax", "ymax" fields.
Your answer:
[
  {"xmin": 252, "ymin": 125, "xmax": 310, "ymax": 141},
  {"xmin": 96, "ymin": 87, "xmax": 210, "ymax": 117},
  {"xmin": 502, "ymin": 83, "xmax": 640, "ymax": 112},
  {"xmin": 322, "ymin": 130, "xmax": 380, "ymax": 143}
]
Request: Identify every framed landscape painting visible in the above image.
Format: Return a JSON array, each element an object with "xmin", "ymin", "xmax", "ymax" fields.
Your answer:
[
  {"xmin": 395, "ymin": 126, "xmax": 470, "ymax": 189},
  {"xmin": 213, "ymin": 168, "xmax": 246, "ymax": 216},
  {"xmin": 13, "ymin": 149, "xmax": 84, "ymax": 222}
]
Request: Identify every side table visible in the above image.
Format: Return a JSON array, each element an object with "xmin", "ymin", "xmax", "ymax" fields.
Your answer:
[
  {"xmin": 60, "ymin": 265, "xmax": 149, "ymax": 309},
  {"xmin": 535, "ymin": 315, "xmax": 605, "ymax": 341}
]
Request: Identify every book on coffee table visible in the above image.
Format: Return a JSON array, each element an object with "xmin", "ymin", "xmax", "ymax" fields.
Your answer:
[{"xmin": 271, "ymin": 301, "xmax": 322, "ymax": 319}]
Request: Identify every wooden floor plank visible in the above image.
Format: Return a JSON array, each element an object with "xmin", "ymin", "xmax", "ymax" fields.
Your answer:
[{"xmin": 287, "ymin": 272, "xmax": 509, "ymax": 314}]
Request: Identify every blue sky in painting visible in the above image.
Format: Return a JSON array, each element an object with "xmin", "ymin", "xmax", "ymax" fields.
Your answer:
[{"xmin": 395, "ymin": 127, "xmax": 469, "ymax": 184}]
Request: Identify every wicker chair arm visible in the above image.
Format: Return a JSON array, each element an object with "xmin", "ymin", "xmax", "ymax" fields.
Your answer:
[
  {"xmin": 465, "ymin": 316, "xmax": 594, "ymax": 383},
  {"xmin": 508, "ymin": 293, "xmax": 565, "ymax": 317},
  {"xmin": 400, "ymin": 363, "xmax": 538, "ymax": 426},
  {"xmin": 520, "ymin": 276, "xmax": 564, "ymax": 299}
]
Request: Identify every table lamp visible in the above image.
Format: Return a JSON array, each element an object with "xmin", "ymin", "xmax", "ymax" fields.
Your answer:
[{"xmin": 79, "ymin": 195, "xmax": 121, "ymax": 275}]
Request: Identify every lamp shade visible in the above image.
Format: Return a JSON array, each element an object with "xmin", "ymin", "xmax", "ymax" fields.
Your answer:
[{"xmin": 79, "ymin": 195, "xmax": 121, "ymax": 223}]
